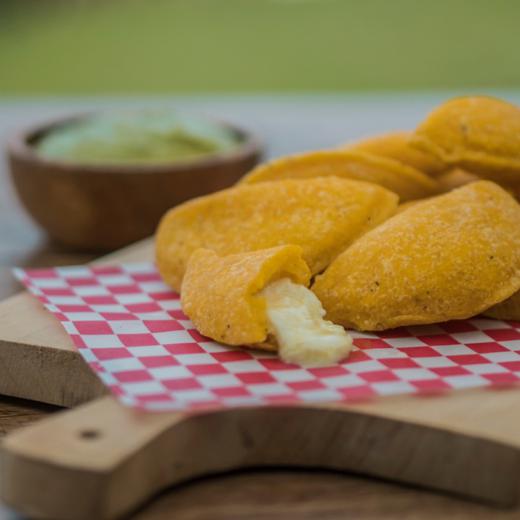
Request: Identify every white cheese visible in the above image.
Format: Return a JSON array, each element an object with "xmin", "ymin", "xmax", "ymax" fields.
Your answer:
[{"xmin": 261, "ymin": 278, "xmax": 353, "ymax": 367}]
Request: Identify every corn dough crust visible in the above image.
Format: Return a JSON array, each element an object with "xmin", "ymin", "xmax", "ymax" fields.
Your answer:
[
  {"xmin": 181, "ymin": 246, "xmax": 310, "ymax": 348},
  {"xmin": 239, "ymin": 150, "xmax": 440, "ymax": 202},
  {"xmin": 156, "ymin": 177, "xmax": 398, "ymax": 292},
  {"xmin": 395, "ymin": 198, "xmax": 427, "ymax": 214},
  {"xmin": 313, "ymin": 181, "xmax": 520, "ymax": 331},
  {"xmin": 412, "ymin": 96, "xmax": 520, "ymax": 184},
  {"xmin": 343, "ymin": 131, "xmax": 445, "ymax": 176},
  {"xmin": 437, "ymin": 168, "xmax": 479, "ymax": 192}
]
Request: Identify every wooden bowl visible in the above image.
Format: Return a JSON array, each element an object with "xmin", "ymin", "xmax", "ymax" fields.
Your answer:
[{"xmin": 7, "ymin": 113, "xmax": 262, "ymax": 252}]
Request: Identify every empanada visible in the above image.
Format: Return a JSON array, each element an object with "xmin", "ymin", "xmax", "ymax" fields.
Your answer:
[
  {"xmin": 342, "ymin": 131, "xmax": 445, "ymax": 176},
  {"xmin": 412, "ymin": 96, "xmax": 520, "ymax": 184},
  {"xmin": 437, "ymin": 168, "xmax": 479, "ymax": 192},
  {"xmin": 156, "ymin": 177, "xmax": 398, "ymax": 291},
  {"xmin": 182, "ymin": 246, "xmax": 352, "ymax": 366},
  {"xmin": 395, "ymin": 199, "xmax": 426, "ymax": 214},
  {"xmin": 313, "ymin": 181, "xmax": 520, "ymax": 331},
  {"xmin": 240, "ymin": 150, "xmax": 440, "ymax": 202}
]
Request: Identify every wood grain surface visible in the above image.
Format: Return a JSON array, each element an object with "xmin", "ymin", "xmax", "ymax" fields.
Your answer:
[
  {"xmin": 0, "ymin": 401, "xmax": 519, "ymax": 520},
  {"xmin": 5, "ymin": 389, "xmax": 520, "ymax": 518},
  {"xmin": 0, "ymin": 239, "xmax": 156, "ymax": 408},
  {"xmin": 2, "ymin": 97, "xmax": 520, "ymax": 519}
]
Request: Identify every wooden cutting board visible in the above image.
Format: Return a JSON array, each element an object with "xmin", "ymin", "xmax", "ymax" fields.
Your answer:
[
  {"xmin": 0, "ymin": 239, "xmax": 155, "ymax": 408},
  {"xmin": 2, "ymin": 238, "xmax": 520, "ymax": 519}
]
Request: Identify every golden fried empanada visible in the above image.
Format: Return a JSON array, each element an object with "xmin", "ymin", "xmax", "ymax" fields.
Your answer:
[
  {"xmin": 157, "ymin": 177, "xmax": 398, "ymax": 291},
  {"xmin": 182, "ymin": 246, "xmax": 352, "ymax": 366},
  {"xmin": 395, "ymin": 199, "xmax": 427, "ymax": 214},
  {"xmin": 240, "ymin": 150, "xmax": 440, "ymax": 202},
  {"xmin": 437, "ymin": 168, "xmax": 479, "ymax": 192},
  {"xmin": 412, "ymin": 96, "xmax": 520, "ymax": 184},
  {"xmin": 342, "ymin": 131, "xmax": 445, "ymax": 176},
  {"xmin": 313, "ymin": 181, "xmax": 520, "ymax": 331},
  {"xmin": 182, "ymin": 246, "xmax": 310, "ymax": 347}
]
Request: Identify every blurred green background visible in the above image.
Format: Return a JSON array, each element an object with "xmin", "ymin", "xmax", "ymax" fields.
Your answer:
[{"xmin": 1, "ymin": 0, "xmax": 520, "ymax": 95}]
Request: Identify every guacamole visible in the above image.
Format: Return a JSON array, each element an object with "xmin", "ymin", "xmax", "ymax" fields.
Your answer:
[{"xmin": 36, "ymin": 111, "xmax": 240, "ymax": 165}]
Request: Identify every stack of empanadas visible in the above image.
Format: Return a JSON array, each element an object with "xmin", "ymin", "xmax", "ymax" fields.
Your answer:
[
  {"xmin": 156, "ymin": 176, "xmax": 398, "ymax": 291},
  {"xmin": 239, "ymin": 149, "xmax": 439, "ymax": 202},
  {"xmin": 156, "ymin": 95, "xmax": 520, "ymax": 367}
]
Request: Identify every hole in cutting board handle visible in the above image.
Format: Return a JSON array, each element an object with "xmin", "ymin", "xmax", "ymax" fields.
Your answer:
[{"xmin": 79, "ymin": 429, "xmax": 101, "ymax": 440}]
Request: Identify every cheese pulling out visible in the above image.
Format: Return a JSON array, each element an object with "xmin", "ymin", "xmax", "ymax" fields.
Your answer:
[
  {"xmin": 261, "ymin": 278, "xmax": 352, "ymax": 367},
  {"xmin": 180, "ymin": 246, "xmax": 352, "ymax": 366}
]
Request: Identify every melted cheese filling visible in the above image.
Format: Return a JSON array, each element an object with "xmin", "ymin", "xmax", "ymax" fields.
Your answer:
[{"xmin": 261, "ymin": 278, "xmax": 353, "ymax": 367}]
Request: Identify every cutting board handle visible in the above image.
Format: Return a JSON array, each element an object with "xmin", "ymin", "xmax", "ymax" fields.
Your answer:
[{"xmin": 1, "ymin": 396, "xmax": 518, "ymax": 519}]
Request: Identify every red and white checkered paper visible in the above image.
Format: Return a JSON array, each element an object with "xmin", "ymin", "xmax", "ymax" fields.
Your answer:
[{"xmin": 15, "ymin": 263, "xmax": 520, "ymax": 412}]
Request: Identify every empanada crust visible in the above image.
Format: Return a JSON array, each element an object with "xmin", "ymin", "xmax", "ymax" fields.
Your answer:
[
  {"xmin": 412, "ymin": 96, "xmax": 520, "ymax": 184},
  {"xmin": 240, "ymin": 150, "xmax": 440, "ymax": 202},
  {"xmin": 156, "ymin": 177, "xmax": 398, "ymax": 291},
  {"xmin": 181, "ymin": 246, "xmax": 310, "ymax": 346},
  {"xmin": 343, "ymin": 131, "xmax": 445, "ymax": 176},
  {"xmin": 313, "ymin": 181, "xmax": 520, "ymax": 330}
]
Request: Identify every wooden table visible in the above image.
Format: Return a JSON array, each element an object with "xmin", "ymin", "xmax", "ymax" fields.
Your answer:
[{"xmin": 1, "ymin": 96, "xmax": 520, "ymax": 519}]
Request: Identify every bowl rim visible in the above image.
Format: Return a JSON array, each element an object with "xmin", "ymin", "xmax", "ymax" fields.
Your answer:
[{"xmin": 7, "ymin": 109, "xmax": 263, "ymax": 175}]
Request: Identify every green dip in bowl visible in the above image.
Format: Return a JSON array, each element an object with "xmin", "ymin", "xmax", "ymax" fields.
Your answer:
[
  {"xmin": 36, "ymin": 111, "xmax": 240, "ymax": 165},
  {"xmin": 9, "ymin": 110, "xmax": 261, "ymax": 250}
]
